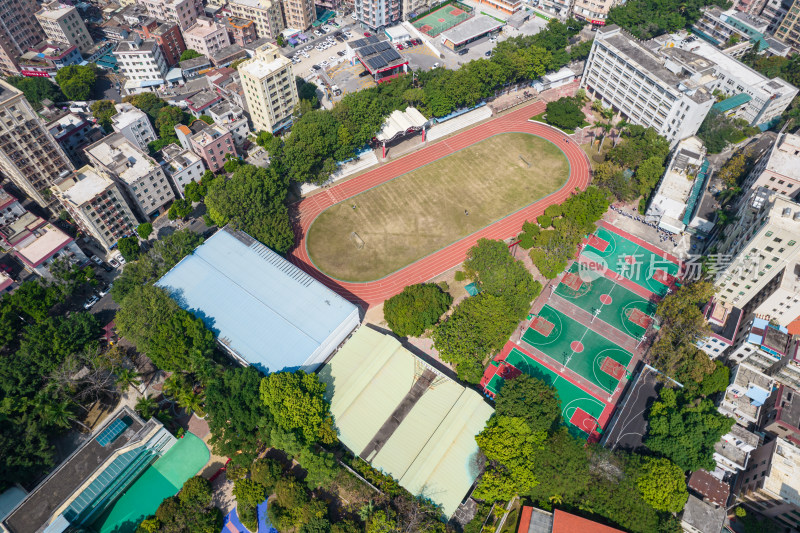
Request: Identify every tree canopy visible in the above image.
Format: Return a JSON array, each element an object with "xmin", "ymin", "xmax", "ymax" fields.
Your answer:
[
  {"xmin": 645, "ymin": 387, "xmax": 735, "ymax": 471},
  {"xmin": 137, "ymin": 476, "xmax": 221, "ymax": 533},
  {"xmin": 117, "ymin": 236, "xmax": 141, "ymax": 262},
  {"xmin": 180, "ymin": 49, "xmax": 202, "ymax": 61},
  {"xmin": 259, "ymin": 371, "xmax": 337, "ymax": 445},
  {"xmin": 494, "ymin": 375, "xmax": 561, "ymax": 434},
  {"xmin": 91, "ymin": 100, "xmax": 117, "ymax": 131},
  {"xmin": 636, "ymin": 457, "xmax": 688, "ymax": 513},
  {"xmin": 54, "ymin": 64, "xmax": 97, "ymax": 101},
  {"xmin": 5, "ymin": 76, "xmax": 63, "ymax": 109},
  {"xmin": 607, "ymin": 0, "xmax": 729, "ymax": 39},
  {"xmin": 383, "ymin": 283, "xmax": 452, "ymax": 337},
  {"xmin": 544, "ymin": 97, "xmax": 586, "ymax": 131}
]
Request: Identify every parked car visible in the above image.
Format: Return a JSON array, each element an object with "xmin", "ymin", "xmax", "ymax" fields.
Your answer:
[
  {"xmin": 83, "ymin": 295, "xmax": 99, "ymax": 310},
  {"xmin": 359, "ymin": 69, "xmax": 371, "ymax": 77},
  {"xmin": 0, "ymin": 263, "xmax": 12, "ymax": 275},
  {"xmin": 351, "ymin": 13, "xmax": 358, "ymax": 19},
  {"xmin": 364, "ymin": 31, "xmax": 371, "ymax": 36},
  {"xmin": 98, "ymin": 284, "xmax": 109, "ymax": 297},
  {"xmin": 109, "ymin": 258, "xmax": 119, "ymax": 268},
  {"xmin": 458, "ymin": 48, "xmax": 468, "ymax": 55},
  {"xmin": 337, "ymin": 50, "xmax": 345, "ymax": 56},
  {"xmin": 397, "ymin": 43, "xmax": 404, "ymax": 50},
  {"xmin": 102, "ymin": 263, "xmax": 113, "ymax": 272},
  {"xmin": 485, "ymin": 50, "xmax": 492, "ymax": 57},
  {"xmin": 90, "ymin": 255, "xmax": 102, "ymax": 265}
]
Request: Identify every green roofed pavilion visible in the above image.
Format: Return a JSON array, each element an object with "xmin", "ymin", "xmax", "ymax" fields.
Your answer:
[{"xmin": 319, "ymin": 327, "xmax": 493, "ymax": 517}]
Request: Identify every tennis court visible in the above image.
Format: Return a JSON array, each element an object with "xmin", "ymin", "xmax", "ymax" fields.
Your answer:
[
  {"xmin": 412, "ymin": 2, "xmax": 472, "ymax": 36},
  {"xmin": 583, "ymin": 226, "xmax": 680, "ymax": 297},
  {"xmin": 522, "ymin": 305, "xmax": 632, "ymax": 394},
  {"xmin": 556, "ymin": 263, "xmax": 657, "ymax": 340},
  {"xmin": 484, "ymin": 348, "xmax": 607, "ymax": 439}
]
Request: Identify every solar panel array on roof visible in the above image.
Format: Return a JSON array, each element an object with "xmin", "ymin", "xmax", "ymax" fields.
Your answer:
[
  {"xmin": 350, "ymin": 34, "xmax": 380, "ymax": 48},
  {"xmin": 360, "ymin": 45, "xmax": 402, "ymax": 72},
  {"xmin": 95, "ymin": 417, "xmax": 130, "ymax": 447}
]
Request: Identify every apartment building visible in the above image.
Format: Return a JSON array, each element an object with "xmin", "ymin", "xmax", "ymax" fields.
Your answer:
[
  {"xmin": 207, "ymin": 101, "xmax": 249, "ymax": 147},
  {"xmin": 538, "ymin": 0, "xmax": 574, "ymax": 20},
  {"xmin": 742, "ymin": 133, "xmax": 800, "ymax": 200},
  {"xmin": 698, "ymin": 300, "xmax": 743, "ymax": 357},
  {"xmin": 693, "ymin": 8, "xmax": 768, "ymax": 58},
  {"xmin": 775, "ymin": 0, "xmax": 800, "ymax": 51},
  {"xmin": 761, "ymin": 385, "xmax": 800, "ymax": 446},
  {"xmin": 0, "ymin": 0, "xmax": 46, "ymax": 76},
  {"xmin": 187, "ymin": 122, "xmax": 237, "ymax": 172},
  {"xmin": 356, "ymin": 0, "xmax": 401, "ymax": 29},
  {"xmin": 223, "ymin": 17, "xmax": 258, "ymax": 46},
  {"xmin": 713, "ymin": 425, "xmax": 760, "ymax": 475},
  {"xmin": 239, "ymin": 43, "xmax": 298, "ymax": 134},
  {"xmin": 135, "ymin": 0, "xmax": 202, "ymax": 30},
  {"xmin": 728, "ymin": 317, "xmax": 800, "ymax": 390},
  {"xmin": 184, "ymin": 17, "xmax": 232, "ymax": 58},
  {"xmin": 86, "ymin": 133, "xmax": 174, "ymax": 219},
  {"xmin": 133, "ymin": 18, "xmax": 186, "ymax": 67},
  {"xmin": 161, "ymin": 143, "xmax": 205, "ymax": 197},
  {"xmin": 35, "ymin": 1, "xmax": 94, "ymax": 54},
  {"xmin": 111, "ymin": 103, "xmax": 158, "ymax": 151},
  {"xmin": 228, "ymin": 0, "xmax": 285, "ymax": 40},
  {"xmin": 736, "ymin": 437, "xmax": 800, "ymax": 530},
  {"xmin": 47, "ymin": 112, "xmax": 95, "ymax": 166},
  {"xmin": 0, "ymin": 211, "xmax": 87, "ymax": 278},
  {"xmin": 581, "ymin": 25, "xmax": 715, "ymax": 145},
  {"xmin": 572, "ymin": 0, "xmax": 622, "ymax": 26},
  {"xmin": 0, "ymin": 79, "xmax": 73, "ymax": 207},
  {"xmin": 714, "ymin": 188, "xmax": 800, "ymax": 322},
  {"xmin": 282, "ymin": 0, "xmax": 317, "ymax": 31},
  {"xmin": 51, "ymin": 165, "xmax": 138, "ymax": 252},
  {"xmin": 114, "ymin": 36, "xmax": 169, "ymax": 94},
  {"xmin": 17, "ymin": 42, "xmax": 83, "ymax": 78},
  {"xmin": 718, "ymin": 363, "xmax": 774, "ymax": 426}
]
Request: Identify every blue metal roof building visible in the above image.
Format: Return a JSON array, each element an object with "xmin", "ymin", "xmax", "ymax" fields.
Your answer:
[{"xmin": 156, "ymin": 227, "xmax": 360, "ymax": 373}]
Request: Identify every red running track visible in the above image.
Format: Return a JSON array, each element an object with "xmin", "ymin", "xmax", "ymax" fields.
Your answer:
[{"xmin": 288, "ymin": 101, "xmax": 591, "ymax": 309}]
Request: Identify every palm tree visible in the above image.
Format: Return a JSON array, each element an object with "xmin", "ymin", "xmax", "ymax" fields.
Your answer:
[
  {"xmin": 115, "ymin": 368, "xmax": 142, "ymax": 396},
  {"xmin": 135, "ymin": 394, "xmax": 160, "ymax": 419},
  {"xmin": 176, "ymin": 388, "xmax": 205, "ymax": 417},
  {"xmin": 597, "ymin": 121, "xmax": 613, "ymax": 150},
  {"xmin": 162, "ymin": 374, "xmax": 190, "ymax": 400},
  {"xmin": 41, "ymin": 400, "xmax": 91, "ymax": 432}
]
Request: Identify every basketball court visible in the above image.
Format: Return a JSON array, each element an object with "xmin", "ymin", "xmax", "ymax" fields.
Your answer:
[
  {"xmin": 484, "ymin": 347, "xmax": 607, "ymax": 439},
  {"xmin": 522, "ymin": 305, "xmax": 632, "ymax": 394},
  {"xmin": 412, "ymin": 3, "xmax": 472, "ymax": 36},
  {"xmin": 555, "ymin": 263, "xmax": 656, "ymax": 340},
  {"xmin": 583, "ymin": 225, "xmax": 680, "ymax": 297}
]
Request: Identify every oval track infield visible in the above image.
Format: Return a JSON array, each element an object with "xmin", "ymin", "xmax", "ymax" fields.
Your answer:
[
  {"xmin": 306, "ymin": 132, "xmax": 569, "ymax": 282},
  {"xmin": 288, "ymin": 97, "xmax": 591, "ymax": 307}
]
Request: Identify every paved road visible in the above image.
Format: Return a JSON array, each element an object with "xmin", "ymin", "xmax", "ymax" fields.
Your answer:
[{"xmin": 287, "ymin": 99, "xmax": 592, "ymax": 308}]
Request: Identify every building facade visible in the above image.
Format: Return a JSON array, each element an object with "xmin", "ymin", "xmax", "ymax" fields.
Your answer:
[
  {"xmin": 224, "ymin": 16, "xmax": 258, "ymax": 46},
  {"xmin": 719, "ymin": 363, "xmax": 775, "ymax": 426},
  {"xmin": 135, "ymin": 0, "xmax": 202, "ymax": 30},
  {"xmin": 239, "ymin": 42, "xmax": 298, "ymax": 134},
  {"xmin": 0, "ymin": 0, "xmax": 46, "ymax": 76},
  {"xmin": 0, "ymin": 211, "xmax": 87, "ymax": 278},
  {"xmin": 282, "ymin": 0, "xmax": 317, "ymax": 30},
  {"xmin": 742, "ymin": 133, "xmax": 800, "ymax": 200},
  {"xmin": 114, "ymin": 36, "xmax": 169, "ymax": 93},
  {"xmin": 713, "ymin": 187, "xmax": 800, "ymax": 323},
  {"xmin": 86, "ymin": 134, "xmax": 174, "ymax": 220},
  {"xmin": 572, "ymin": 0, "xmax": 621, "ymax": 25},
  {"xmin": 133, "ymin": 19, "xmax": 186, "ymax": 67},
  {"xmin": 47, "ymin": 112, "xmax": 94, "ymax": 166},
  {"xmin": 208, "ymin": 101, "xmax": 250, "ymax": 147},
  {"xmin": 52, "ymin": 165, "xmax": 138, "ymax": 251},
  {"xmin": 111, "ymin": 103, "xmax": 158, "ymax": 152},
  {"xmin": 0, "ymin": 79, "xmax": 73, "ymax": 207},
  {"xmin": 356, "ymin": 0, "xmax": 401, "ymax": 29},
  {"xmin": 737, "ymin": 437, "xmax": 800, "ymax": 530},
  {"xmin": 188, "ymin": 122, "xmax": 237, "ymax": 172},
  {"xmin": 581, "ymin": 25, "xmax": 715, "ymax": 144},
  {"xmin": 228, "ymin": 0, "xmax": 285, "ymax": 39},
  {"xmin": 17, "ymin": 43, "xmax": 82, "ymax": 78},
  {"xmin": 183, "ymin": 17, "xmax": 232, "ymax": 58},
  {"xmin": 161, "ymin": 143, "xmax": 205, "ymax": 197},
  {"xmin": 761, "ymin": 384, "xmax": 800, "ymax": 446},
  {"xmin": 775, "ymin": 0, "xmax": 800, "ymax": 51},
  {"xmin": 35, "ymin": 1, "xmax": 94, "ymax": 54}
]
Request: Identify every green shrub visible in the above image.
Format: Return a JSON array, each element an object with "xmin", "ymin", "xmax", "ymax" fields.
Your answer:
[
  {"xmin": 383, "ymin": 283, "xmax": 453, "ymax": 337},
  {"xmin": 522, "ymin": 221, "xmax": 540, "ymax": 236},
  {"xmin": 518, "ymin": 232, "xmax": 535, "ymax": 249},
  {"xmin": 454, "ymin": 271, "xmax": 466, "ymax": 282},
  {"xmin": 537, "ymin": 214, "xmax": 552, "ymax": 228}
]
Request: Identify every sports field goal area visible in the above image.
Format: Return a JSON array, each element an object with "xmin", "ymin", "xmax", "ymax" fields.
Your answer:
[{"xmin": 412, "ymin": 2, "xmax": 473, "ymax": 36}]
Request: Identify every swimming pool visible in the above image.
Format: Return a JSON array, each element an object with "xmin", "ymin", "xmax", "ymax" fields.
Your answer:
[{"xmin": 92, "ymin": 432, "xmax": 209, "ymax": 533}]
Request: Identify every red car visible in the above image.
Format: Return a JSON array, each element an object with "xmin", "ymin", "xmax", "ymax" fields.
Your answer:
[
  {"xmin": 364, "ymin": 31, "xmax": 371, "ymax": 36},
  {"xmin": 397, "ymin": 43, "xmax": 404, "ymax": 50}
]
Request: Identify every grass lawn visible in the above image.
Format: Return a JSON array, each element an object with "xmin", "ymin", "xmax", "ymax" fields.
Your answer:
[{"xmin": 307, "ymin": 133, "xmax": 569, "ymax": 281}]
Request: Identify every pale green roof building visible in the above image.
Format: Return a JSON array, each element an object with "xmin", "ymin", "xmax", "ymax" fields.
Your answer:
[{"xmin": 319, "ymin": 327, "xmax": 494, "ymax": 517}]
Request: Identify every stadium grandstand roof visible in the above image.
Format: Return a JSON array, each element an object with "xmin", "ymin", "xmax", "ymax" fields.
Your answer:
[
  {"xmin": 318, "ymin": 327, "xmax": 493, "ymax": 517},
  {"xmin": 376, "ymin": 107, "xmax": 428, "ymax": 142},
  {"xmin": 156, "ymin": 227, "xmax": 360, "ymax": 373}
]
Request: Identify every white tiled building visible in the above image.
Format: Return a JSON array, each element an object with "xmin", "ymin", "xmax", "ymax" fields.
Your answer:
[
  {"xmin": 111, "ymin": 103, "xmax": 158, "ymax": 152},
  {"xmin": 114, "ymin": 36, "xmax": 169, "ymax": 94},
  {"xmin": 741, "ymin": 133, "xmax": 800, "ymax": 201},
  {"xmin": 228, "ymin": 0, "xmax": 285, "ymax": 40},
  {"xmin": 135, "ymin": 0, "xmax": 203, "ymax": 30},
  {"xmin": 713, "ymin": 424, "xmax": 760, "ymax": 476},
  {"xmin": 35, "ymin": 1, "xmax": 94, "ymax": 54},
  {"xmin": 718, "ymin": 363, "xmax": 775, "ymax": 426},
  {"xmin": 161, "ymin": 143, "xmax": 205, "ymax": 197},
  {"xmin": 86, "ymin": 134, "xmax": 174, "ymax": 220},
  {"xmin": 183, "ymin": 17, "xmax": 231, "ymax": 58},
  {"xmin": 207, "ymin": 101, "xmax": 249, "ymax": 147}
]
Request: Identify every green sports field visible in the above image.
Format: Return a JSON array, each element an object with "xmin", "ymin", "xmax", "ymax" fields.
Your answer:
[
  {"xmin": 521, "ymin": 305, "xmax": 632, "ymax": 394},
  {"xmin": 412, "ymin": 2, "xmax": 471, "ymax": 36},
  {"xmin": 583, "ymin": 227, "xmax": 680, "ymax": 297},
  {"xmin": 307, "ymin": 133, "xmax": 569, "ymax": 281},
  {"xmin": 555, "ymin": 263, "xmax": 657, "ymax": 339},
  {"xmin": 486, "ymin": 348, "xmax": 606, "ymax": 438}
]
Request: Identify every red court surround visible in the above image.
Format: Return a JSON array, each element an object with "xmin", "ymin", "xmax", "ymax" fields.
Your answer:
[
  {"xmin": 599, "ymin": 294, "xmax": 612, "ymax": 305},
  {"xmin": 570, "ymin": 340, "xmax": 584, "ymax": 353},
  {"xmin": 288, "ymin": 101, "xmax": 591, "ymax": 308}
]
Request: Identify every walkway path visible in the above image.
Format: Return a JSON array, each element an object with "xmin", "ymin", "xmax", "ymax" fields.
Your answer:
[{"xmin": 287, "ymin": 100, "xmax": 591, "ymax": 308}]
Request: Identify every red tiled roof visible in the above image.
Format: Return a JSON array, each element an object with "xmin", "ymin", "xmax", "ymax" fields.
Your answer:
[
  {"xmin": 552, "ymin": 510, "xmax": 625, "ymax": 533},
  {"xmin": 787, "ymin": 316, "xmax": 800, "ymax": 336},
  {"xmin": 688, "ymin": 470, "xmax": 730, "ymax": 507}
]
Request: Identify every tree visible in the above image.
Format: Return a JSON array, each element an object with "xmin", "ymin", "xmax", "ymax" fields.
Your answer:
[
  {"xmin": 259, "ymin": 371, "xmax": 337, "ymax": 445},
  {"xmin": 233, "ymin": 478, "xmax": 266, "ymax": 509},
  {"xmin": 250, "ymin": 457, "xmax": 283, "ymax": 492},
  {"xmin": 205, "ymin": 367, "xmax": 273, "ymax": 463},
  {"xmin": 115, "ymin": 285, "xmax": 215, "ymax": 374},
  {"xmin": 91, "ymin": 100, "xmax": 118, "ymax": 131},
  {"xmin": 204, "ymin": 164, "xmax": 293, "ymax": 253},
  {"xmin": 180, "ymin": 49, "xmax": 202, "ymax": 61},
  {"xmin": 135, "ymin": 394, "xmax": 159, "ymax": 419},
  {"xmin": 168, "ymin": 198, "xmax": 193, "ymax": 220},
  {"xmin": 298, "ymin": 448, "xmax": 339, "ymax": 489},
  {"xmin": 55, "ymin": 64, "xmax": 97, "ymax": 101},
  {"xmin": 636, "ymin": 457, "xmax": 688, "ymax": 513},
  {"xmin": 433, "ymin": 293, "xmax": 519, "ymax": 383},
  {"xmin": 117, "ymin": 236, "xmax": 141, "ymax": 262},
  {"xmin": 463, "ymin": 239, "xmax": 542, "ymax": 318},
  {"xmin": 495, "ymin": 375, "xmax": 561, "ymax": 434},
  {"xmin": 698, "ymin": 361, "xmax": 730, "ymax": 397},
  {"xmin": 296, "ymin": 77, "xmax": 320, "ymax": 108},
  {"xmin": 716, "ymin": 149, "xmax": 750, "ymax": 188},
  {"xmin": 5, "ymin": 76, "xmax": 63, "ymax": 108},
  {"xmin": 198, "ymin": 115, "xmax": 214, "ymax": 125},
  {"xmin": 115, "ymin": 367, "xmax": 141, "ymax": 393},
  {"xmin": 123, "ymin": 92, "xmax": 166, "ymax": 120},
  {"xmin": 645, "ymin": 387, "xmax": 735, "ymax": 471},
  {"xmin": 383, "ymin": 283, "xmax": 452, "ymax": 337},
  {"xmin": 137, "ymin": 223, "xmax": 153, "ymax": 240},
  {"xmin": 545, "ymin": 97, "xmax": 586, "ymax": 131},
  {"xmin": 176, "ymin": 387, "xmax": 205, "ymax": 416},
  {"xmin": 179, "ymin": 476, "xmax": 213, "ymax": 508},
  {"xmin": 155, "ymin": 106, "xmax": 189, "ymax": 139}
]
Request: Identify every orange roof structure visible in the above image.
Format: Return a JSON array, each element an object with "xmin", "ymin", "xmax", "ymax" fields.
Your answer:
[
  {"xmin": 518, "ymin": 507, "xmax": 625, "ymax": 533},
  {"xmin": 787, "ymin": 315, "xmax": 800, "ymax": 336}
]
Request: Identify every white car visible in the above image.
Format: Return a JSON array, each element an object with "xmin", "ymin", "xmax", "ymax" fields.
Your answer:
[
  {"xmin": 90, "ymin": 255, "xmax": 102, "ymax": 265},
  {"xmin": 304, "ymin": 45, "xmax": 312, "ymax": 51},
  {"xmin": 302, "ymin": 52, "xmax": 309, "ymax": 58},
  {"xmin": 320, "ymin": 60, "xmax": 328, "ymax": 66},
  {"xmin": 351, "ymin": 13, "xmax": 357, "ymax": 19},
  {"xmin": 314, "ymin": 29, "xmax": 322, "ymax": 36},
  {"xmin": 329, "ymin": 55, "xmax": 337, "ymax": 62},
  {"xmin": 83, "ymin": 295, "xmax": 99, "ymax": 310}
]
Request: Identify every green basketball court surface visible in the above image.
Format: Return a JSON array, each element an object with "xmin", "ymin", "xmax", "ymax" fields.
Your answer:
[
  {"xmin": 583, "ymin": 226, "xmax": 680, "ymax": 297},
  {"xmin": 555, "ymin": 263, "xmax": 657, "ymax": 340},
  {"xmin": 485, "ymin": 348, "xmax": 607, "ymax": 439},
  {"xmin": 522, "ymin": 305, "xmax": 632, "ymax": 394},
  {"xmin": 412, "ymin": 3, "xmax": 471, "ymax": 36}
]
